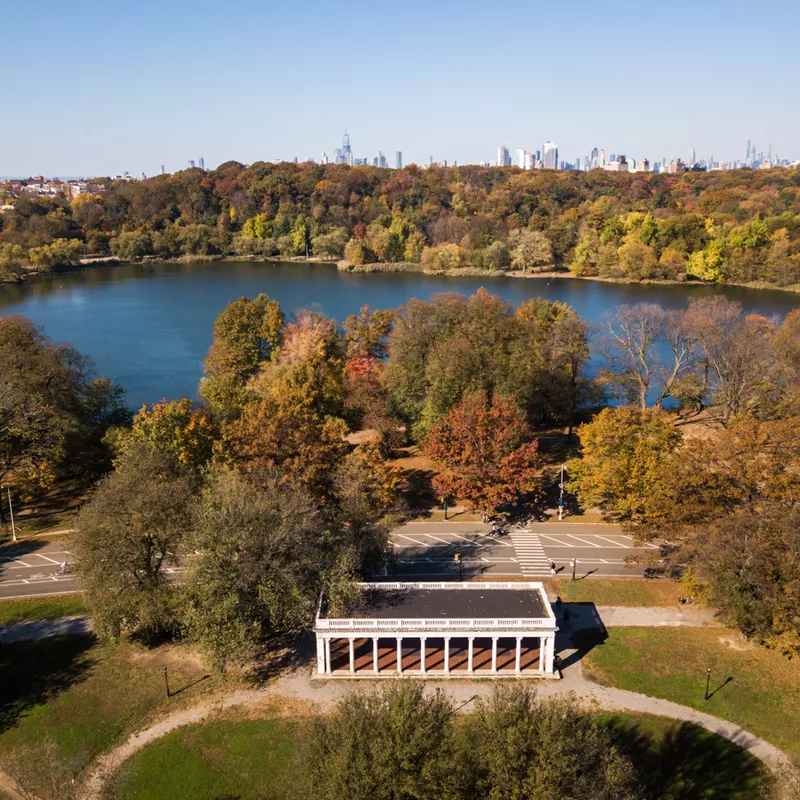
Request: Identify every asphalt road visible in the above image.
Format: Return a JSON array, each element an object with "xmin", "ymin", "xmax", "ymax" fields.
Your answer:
[
  {"xmin": 385, "ymin": 521, "xmax": 661, "ymax": 580},
  {"xmin": 0, "ymin": 540, "xmax": 80, "ymax": 599},
  {"xmin": 0, "ymin": 520, "xmax": 661, "ymax": 600}
]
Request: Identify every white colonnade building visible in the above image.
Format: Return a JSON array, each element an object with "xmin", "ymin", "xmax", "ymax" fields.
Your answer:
[{"xmin": 314, "ymin": 582, "xmax": 558, "ymax": 678}]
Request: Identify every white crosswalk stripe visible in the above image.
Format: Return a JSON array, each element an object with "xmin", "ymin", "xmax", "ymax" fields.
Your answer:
[{"xmin": 509, "ymin": 531, "xmax": 553, "ymax": 576}]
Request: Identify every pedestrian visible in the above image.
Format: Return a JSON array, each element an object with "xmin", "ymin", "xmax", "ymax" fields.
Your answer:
[
  {"xmin": 554, "ymin": 596, "xmax": 563, "ymax": 614},
  {"xmin": 482, "ymin": 511, "xmax": 488, "ymax": 524},
  {"xmin": 550, "ymin": 560, "xmax": 557, "ymax": 575}
]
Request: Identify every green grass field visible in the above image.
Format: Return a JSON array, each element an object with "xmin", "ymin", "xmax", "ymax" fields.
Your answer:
[
  {"xmin": 112, "ymin": 717, "xmax": 301, "ymax": 800},
  {"xmin": 0, "ymin": 594, "xmax": 87, "ymax": 625},
  {"xmin": 583, "ymin": 627, "xmax": 800, "ymax": 755},
  {"xmin": 554, "ymin": 577, "xmax": 681, "ymax": 606},
  {"xmin": 109, "ymin": 710, "xmax": 769, "ymax": 800},
  {"xmin": 0, "ymin": 636, "xmax": 229, "ymax": 786}
]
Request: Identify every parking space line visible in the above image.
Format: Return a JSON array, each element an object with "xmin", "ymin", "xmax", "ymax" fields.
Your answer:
[
  {"xmin": 422, "ymin": 534, "xmax": 455, "ymax": 545},
  {"xmin": 36, "ymin": 555, "xmax": 63, "ymax": 565},
  {"xmin": 564, "ymin": 535, "xmax": 603, "ymax": 548},
  {"xmin": 590, "ymin": 535, "xmax": 631, "ymax": 548},
  {"xmin": 395, "ymin": 534, "xmax": 429, "ymax": 546},
  {"xmin": 538, "ymin": 535, "xmax": 575, "ymax": 547}
]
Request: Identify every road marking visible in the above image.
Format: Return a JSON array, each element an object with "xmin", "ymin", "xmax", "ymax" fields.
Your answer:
[
  {"xmin": 448, "ymin": 534, "xmax": 482, "ymax": 544},
  {"xmin": 538, "ymin": 534, "xmax": 576, "ymax": 547},
  {"xmin": 564, "ymin": 535, "xmax": 603, "ymax": 548},
  {"xmin": 36, "ymin": 555, "xmax": 63, "ymax": 565},
  {"xmin": 422, "ymin": 534, "xmax": 454, "ymax": 545},
  {"xmin": 590, "ymin": 535, "xmax": 632, "ymax": 548},
  {"xmin": 395, "ymin": 534, "xmax": 429, "ymax": 546}
]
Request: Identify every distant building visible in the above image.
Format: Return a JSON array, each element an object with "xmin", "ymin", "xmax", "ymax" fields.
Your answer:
[
  {"xmin": 603, "ymin": 154, "xmax": 629, "ymax": 172},
  {"xmin": 516, "ymin": 148, "xmax": 527, "ymax": 169},
  {"xmin": 199, "ymin": 157, "xmax": 205, "ymax": 171},
  {"xmin": 160, "ymin": 165, "xmax": 165, "ymax": 175},
  {"xmin": 689, "ymin": 147, "xmax": 695, "ymax": 167},
  {"xmin": 188, "ymin": 160, "xmax": 195, "ymax": 169},
  {"xmin": 321, "ymin": 151, "xmax": 329, "ymax": 165},
  {"xmin": 524, "ymin": 151, "xmax": 535, "ymax": 170},
  {"xmin": 542, "ymin": 141, "xmax": 558, "ymax": 170},
  {"xmin": 396, "ymin": 151, "xmax": 403, "ymax": 169},
  {"xmin": 497, "ymin": 145, "xmax": 510, "ymax": 167}
]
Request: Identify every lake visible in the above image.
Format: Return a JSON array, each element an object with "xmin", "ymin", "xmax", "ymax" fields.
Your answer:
[{"xmin": 2, "ymin": 260, "xmax": 799, "ymax": 409}]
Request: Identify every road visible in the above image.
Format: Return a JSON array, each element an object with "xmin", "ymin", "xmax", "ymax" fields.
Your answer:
[
  {"xmin": 386, "ymin": 521, "xmax": 661, "ymax": 580},
  {"xmin": 0, "ymin": 521, "xmax": 661, "ymax": 600},
  {"xmin": 0, "ymin": 541, "xmax": 80, "ymax": 599}
]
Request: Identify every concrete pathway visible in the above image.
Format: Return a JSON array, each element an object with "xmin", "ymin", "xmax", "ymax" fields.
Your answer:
[
  {"xmin": 80, "ymin": 656, "xmax": 791, "ymax": 800},
  {"xmin": 1, "ymin": 615, "xmax": 92, "ymax": 643}
]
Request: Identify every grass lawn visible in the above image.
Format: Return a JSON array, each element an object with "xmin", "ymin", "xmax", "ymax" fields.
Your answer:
[
  {"xmin": 0, "ymin": 594, "xmax": 87, "ymax": 625},
  {"xmin": 552, "ymin": 577, "xmax": 681, "ymax": 606},
  {"xmin": 112, "ymin": 716, "xmax": 301, "ymax": 800},
  {"xmin": 582, "ymin": 627, "xmax": 800, "ymax": 755},
  {"xmin": 108, "ymin": 709, "xmax": 769, "ymax": 800},
  {"xmin": 0, "ymin": 636, "xmax": 231, "ymax": 786}
]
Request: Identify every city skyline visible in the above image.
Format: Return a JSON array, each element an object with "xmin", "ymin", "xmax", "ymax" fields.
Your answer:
[{"xmin": 3, "ymin": 0, "xmax": 800, "ymax": 176}]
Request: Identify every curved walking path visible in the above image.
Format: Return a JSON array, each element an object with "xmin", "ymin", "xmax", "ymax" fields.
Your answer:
[{"xmin": 80, "ymin": 660, "xmax": 791, "ymax": 800}]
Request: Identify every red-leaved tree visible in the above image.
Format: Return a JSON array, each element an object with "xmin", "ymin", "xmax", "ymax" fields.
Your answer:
[{"xmin": 424, "ymin": 389, "xmax": 541, "ymax": 514}]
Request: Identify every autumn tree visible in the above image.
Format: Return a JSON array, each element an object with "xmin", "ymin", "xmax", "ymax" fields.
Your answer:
[
  {"xmin": 424, "ymin": 390, "xmax": 541, "ymax": 514},
  {"xmin": 200, "ymin": 294, "xmax": 284, "ymax": 418},
  {"xmin": 107, "ymin": 397, "xmax": 217, "ymax": 470},
  {"xmin": 688, "ymin": 503, "xmax": 800, "ymax": 656},
  {"xmin": 509, "ymin": 228, "xmax": 553, "ymax": 272},
  {"xmin": 74, "ymin": 443, "xmax": 194, "ymax": 642},
  {"xmin": 343, "ymin": 304, "xmax": 394, "ymax": 360},
  {"xmin": 567, "ymin": 406, "xmax": 681, "ymax": 522}
]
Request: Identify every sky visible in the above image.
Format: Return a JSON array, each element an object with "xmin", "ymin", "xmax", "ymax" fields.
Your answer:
[{"xmin": 3, "ymin": 0, "xmax": 799, "ymax": 176}]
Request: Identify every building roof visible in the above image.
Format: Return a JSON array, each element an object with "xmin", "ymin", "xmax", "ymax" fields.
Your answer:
[{"xmin": 320, "ymin": 582, "xmax": 549, "ymax": 622}]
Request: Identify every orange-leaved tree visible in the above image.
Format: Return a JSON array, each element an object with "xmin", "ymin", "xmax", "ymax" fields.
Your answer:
[{"xmin": 423, "ymin": 389, "xmax": 541, "ymax": 515}]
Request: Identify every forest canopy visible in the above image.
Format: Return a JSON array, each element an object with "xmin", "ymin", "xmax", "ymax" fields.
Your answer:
[{"xmin": 2, "ymin": 163, "xmax": 800, "ymax": 285}]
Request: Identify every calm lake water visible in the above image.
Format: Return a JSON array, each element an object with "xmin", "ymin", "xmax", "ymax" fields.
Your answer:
[{"xmin": 2, "ymin": 260, "xmax": 799, "ymax": 409}]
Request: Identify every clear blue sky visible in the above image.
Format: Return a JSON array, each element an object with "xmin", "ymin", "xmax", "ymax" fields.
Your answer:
[{"xmin": 4, "ymin": 0, "xmax": 799, "ymax": 176}]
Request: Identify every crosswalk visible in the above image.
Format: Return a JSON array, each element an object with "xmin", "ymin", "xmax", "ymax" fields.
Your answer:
[{"xmin": 509, "ymin": 530, "xmax": 553, "ymax": 577}]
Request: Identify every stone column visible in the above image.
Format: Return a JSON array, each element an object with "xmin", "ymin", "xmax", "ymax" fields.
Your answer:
[
  {"xmin": 325, "ymin": 638, "xmax": 332, "ymax": 674},
  {"xmin": 373, "ymin": 637, "xmax": 379, "ymax": 673},
  {"xmin": 544, "ymin": 636, "xmax": 555, "ymax": 675},
  {"xmin": 396, "ymin": 637, "xmax": 403, "ymax": 674},
  {"xmin": 491, "ymin": 637, "xmax": 499, "ymax": 673},
  {"xmin": 444, "ymin": 638, "xmax": 451, "ymax": 674},
  {"xmin": 420, "ymin": 638, "xmax": 427, "ymax": 674},
  {"xmin": 316, "ymin": 637, "xmax": 326, "ymax": 674},
  {"xmin": 349, "ymin": 638, "xmax": 355, "ymax": 673},
  {"xmin": 539, "ymin": 637, "xmax": 545, "ymax": 674},
  {"xmin": 467, "ymin": 637, "xmax": 474, "ymax": 673},
  {"xmin": 515, "ymin": 636, "xmax": 522, "ymax": 674}
]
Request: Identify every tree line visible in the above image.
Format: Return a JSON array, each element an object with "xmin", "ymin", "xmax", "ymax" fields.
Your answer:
[
  {"xmin": 3, "ymin": 285, "xmax": 799, "ymax": 663},
  {"xmin": 2, "ymin": 162, "xmax": 800, "ymax": 286}
]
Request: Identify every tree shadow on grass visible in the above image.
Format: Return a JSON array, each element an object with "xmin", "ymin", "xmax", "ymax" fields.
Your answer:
[
  {"xmin": 602, "ymin": 717, "xmax": 772, "ymax": 800},
  {"xmin": 0, "ymin": 634, "xmax": 95, "ymax": 734}
]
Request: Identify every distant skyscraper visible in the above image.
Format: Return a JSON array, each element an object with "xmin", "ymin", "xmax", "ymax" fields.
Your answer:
[
  {"xmin": 497, "ymin": 145, "xmax": 510, "ymax": 167},
  {"xmin": 199, "ymin": 157, "xmax": 205, "ymax": 171},
  {"xmin": 600, "ymin": 148, "xmax": 606, "ymax": 166},
  {"xmin": 396, "ymin": 151, "xmax": 403, "ymax": 169},
  {"xmin": 188, "ymin": 159, "xmax": 195, "ymax": 169},
  {"xmin": 689, "ymin": 147, "xmax": 695, "ymax": 167},
  {"xmin": 321, "ymin": 151, "xmax": 329, "ymax": 165},
  {"xmin": 524, "ymin": 151, "xmax": 535, "ymax": 170},
  {"xmin": 516, "ymin": 148, "xmax": 527, "ymax": 169},
  {"xmin": 542, "ymin": 141, "xmax": 559, "ymax": 170},
  {"xmin": 160, "ymin": 165, "xmax": 165, "ymax": 175},
  {"xmin": 342, "ymin": 130, "xmax": 353, "ymax": 166}
]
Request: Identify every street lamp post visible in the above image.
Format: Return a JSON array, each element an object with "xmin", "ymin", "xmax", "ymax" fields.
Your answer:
[
  {"xmin": 571, "ymin": 558, "xmax": 576, "ymax": 581},
  {"xmin": 2, "ymin": 486, "xmax": 17, "ymax": 543},
  {"xmin": 163, "ymin": 666, "xmax": 171, "ymax": 698},
  {"xmin": 558, "ymin": 464, "xmax": 565, "ymax": 520},
  {"xmin": 704, "ymin": 667, "xmax": 711, "ymax": 701}
]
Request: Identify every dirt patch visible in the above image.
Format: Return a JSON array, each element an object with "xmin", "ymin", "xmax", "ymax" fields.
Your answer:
[
  {"xmin": 718, "ymin": 634, "xmax": 755, "ymax": 651},
  {"xmin": 126, "ymin": 644, "xmax": 212, "ymax": 676},
  {"xmin": 346, "ymin": 429, "xmax": 381, "ymax": 445}
]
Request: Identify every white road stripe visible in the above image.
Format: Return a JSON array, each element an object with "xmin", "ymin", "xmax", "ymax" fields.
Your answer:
[
  {"xmin": 395, "ymin": 534, "xmax": 429, "ymax": 546},
  {"xmin": 590, "ymin": 535, "xmax": 631, "ymax": 548},
  {"xmin": 538, "ymin": 535, "xmax": 576, "ymax": 547},
  {"xmin": 564, "ymin": 535, "xmax": 603, "ymax": 548},
  {"xmin": 422, "ymin": 534, "xmax": 455, "ymax": 545}
]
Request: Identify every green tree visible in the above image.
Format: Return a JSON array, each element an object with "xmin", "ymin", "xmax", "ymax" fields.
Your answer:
[
  {"xmin": 567, "ymin": 406, "xmax": 681, "ymax": 522},
  {"xmin": 303, "ymin": 683, "xmax": 462, "ymax": 800},
  {"xmin": 184, "ymin": 467, "xmax": 328, "ymax": 671},
  {"xmin": 509, "ymin": 228, "xmax": 553, "ymax": 272},
  {"xmin": 200, "ymin": 294, "xmax": 285, "ymax": 418},
  {"xmin": 74, "ymin": 443, "xmax": 194, "ymax": 642},
  {"xmin": 468, "ymin": 686, "xmax": 640, "ymax": 800}
]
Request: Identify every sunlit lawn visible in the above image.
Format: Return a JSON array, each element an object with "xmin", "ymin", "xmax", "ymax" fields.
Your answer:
[
  {"xmin": 554, "ymin": 577, "xmax": 681, "ymax": 606},
  {"xmin": 583, "ymin": 627, "xmax": 800, "ymax": 755},
  {"xmin": 110, "ymin": 710, "xmax": 769, "ymax": 800},
  {"xmin": 112, "ymin": 717, "xmax": 301, "ymax": 800},
  {"xmin": 0, "ymin": 636, "xmax": 230, "ymax": 783},
  {"xmin": 0, "ymin": 594, "xmax": 87, "ymax": 625}
]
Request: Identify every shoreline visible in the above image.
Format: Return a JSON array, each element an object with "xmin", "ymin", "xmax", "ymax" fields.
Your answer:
[{"xmin": 4, "ymin": 254, "xmax": 800, "ymax": 297}]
